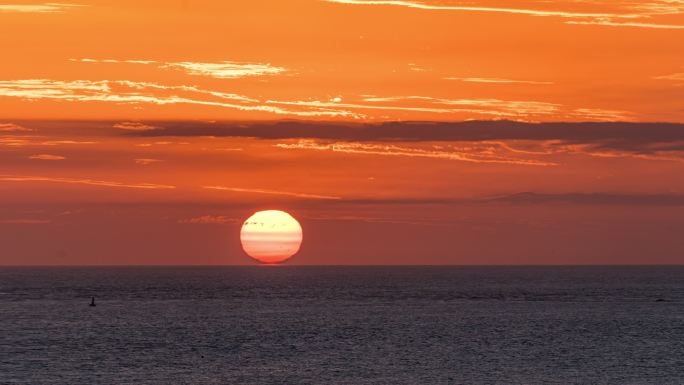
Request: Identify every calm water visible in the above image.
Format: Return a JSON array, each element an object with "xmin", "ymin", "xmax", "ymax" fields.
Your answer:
[{"xmin": 1, "ymin": 266, "xmax": 683, "ymax": 384}]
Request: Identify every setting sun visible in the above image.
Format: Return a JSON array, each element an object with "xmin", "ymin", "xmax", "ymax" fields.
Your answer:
[{"xmin": 240, "ymin": 210, "xmax": 303, "ymax": 264}]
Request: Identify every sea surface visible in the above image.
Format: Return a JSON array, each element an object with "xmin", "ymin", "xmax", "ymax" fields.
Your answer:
[{"xmin": 1, "ymin": 266, "xmax": 683, "ymax": 384}]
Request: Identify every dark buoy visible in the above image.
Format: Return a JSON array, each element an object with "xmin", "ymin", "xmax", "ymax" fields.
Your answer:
[{"xmin": 89, "ymin": 297, "xmax": 96, "ymax": 307}]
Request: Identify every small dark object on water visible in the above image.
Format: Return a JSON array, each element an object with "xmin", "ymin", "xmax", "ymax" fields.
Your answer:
[
  {"xmin": 89, "ymin": 297, "xmax": 96, "ymax": 307},
  {"xmin": 655, "ymin": 298, "xmax": 666, "ymax": 302}
]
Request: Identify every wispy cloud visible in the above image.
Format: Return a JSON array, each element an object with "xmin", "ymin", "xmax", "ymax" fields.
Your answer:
[
  {"xmin": 407, "ymin": 63, "xmax": 428, "ymax": 72},
  {"xmin": 0, "ymin": 78, "xmax": 635, "ymax": 121},
  {"xmin": 366, "ymin": 95, "xmax": 560, "ymax": 115},
  {"xmin": 161, "ymin": 61, "xmax": 286, "ymax": 79},
  {"xmin": 323, "ymin": 0, "xmax": 640, "ymax": 18},
  {"xmin": 268, "ymin": 95, "xmax": 560, "ymax": 119},
  {"xmin": 572, "ymin": 108, "xmax": 633, "ymax": 121},
  {"xmin": 134, "ymin": 158, "xmax": 163, "ymax": 165},
  {"xmin": 28, "ymin": 154, "xmax": 65, "ymax": 160},
  {"xmin": 203, "ymin": 185, "xmax": 343, "ymax": 200},
  {"xmin": 0, "ymin": 79, "xmax": 253, "ymax": 103},
  {"xmin": 0, "ymin": 175, "xmax": 175, "ymax": 190},
  {"xmin": 114, "ymin": 122, "xmax": 160, "ymax": 131},
  {"xmin": 71, "ymin": 58, "xmax": 287, "ymax": 79},
  {"xmin": 268, "ymin": 98, "xmax": 493, "ymax": 117},
  {"xmin": 0, "ymin": 3, "xmax": 83, "ymax": 13},
  {"xmin": 565, "ymin": 19, "xmax": 684, "ymax": 29},
  {"xmin": 551, "ymin": 142, "xmax": 684, "ymax": 163},
  {"xmin": 69, "ymin": 58, "xmax": 156, "ymax": 65},
  {"xmin": 632, "ymin": 0, "xmax": 684, "ymax": 15},
  {"xmin": 0, "ymin": 123, "xmax": 32, "ymax": 132},
  {"xmin": 0, "ymin": 135, "xmax": 96, "ymax": 147},
  {"xmin": 654, "ymin": 72, "xmax": 684, "ymax": 82},
  {"xmin": 0, "ymin": 79, "xmax": 360, "ymax": 118},
  {"xmin": 445, "ymin": 77, "xmax": 553, "ymax": 85},
  {"xmin": 178, "ymin": 215, "xmax": 238, "ymax": 225},
  {"xmin": 323, "ymin": 0, "xmax": 684, "ymax": 29},
  {"xmin": 275, "ymin": 140, "xmax": 557, "ymax": 166}
]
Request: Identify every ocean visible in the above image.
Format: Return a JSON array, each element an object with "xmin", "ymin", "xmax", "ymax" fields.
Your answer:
[{"xmin": 1, "ymin": 266, "xmax": 683, "ymax": 384}]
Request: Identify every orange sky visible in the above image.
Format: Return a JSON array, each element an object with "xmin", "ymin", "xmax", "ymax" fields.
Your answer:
[
  {"xmin": 1, "ymin": 0, "xmax": 684, "ymax": 121},
  {"xmin": 1, "ymin": 1, "xmax": 684, "ymax": 265}
]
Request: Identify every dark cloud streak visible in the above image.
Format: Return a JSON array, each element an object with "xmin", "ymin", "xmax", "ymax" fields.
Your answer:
[
  {"xmin": 485, "ymin": 192, "xmax": 684, "ymax": 206},
  {"xmin": 126, "ymin": 120, "xmax": 684, "ymax": 154},
  {"xmin": 342, "ymin": 192, "xmax": 684, "ymax": 206},
  {"xmin": 125, "ymin": 120, "xmax": 683, "ymax": 142}
]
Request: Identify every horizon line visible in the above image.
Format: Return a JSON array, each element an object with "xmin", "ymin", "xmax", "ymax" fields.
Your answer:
[{"xmin": 2, "ymin": 264, "xmax": 683, "ymax": 267}]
